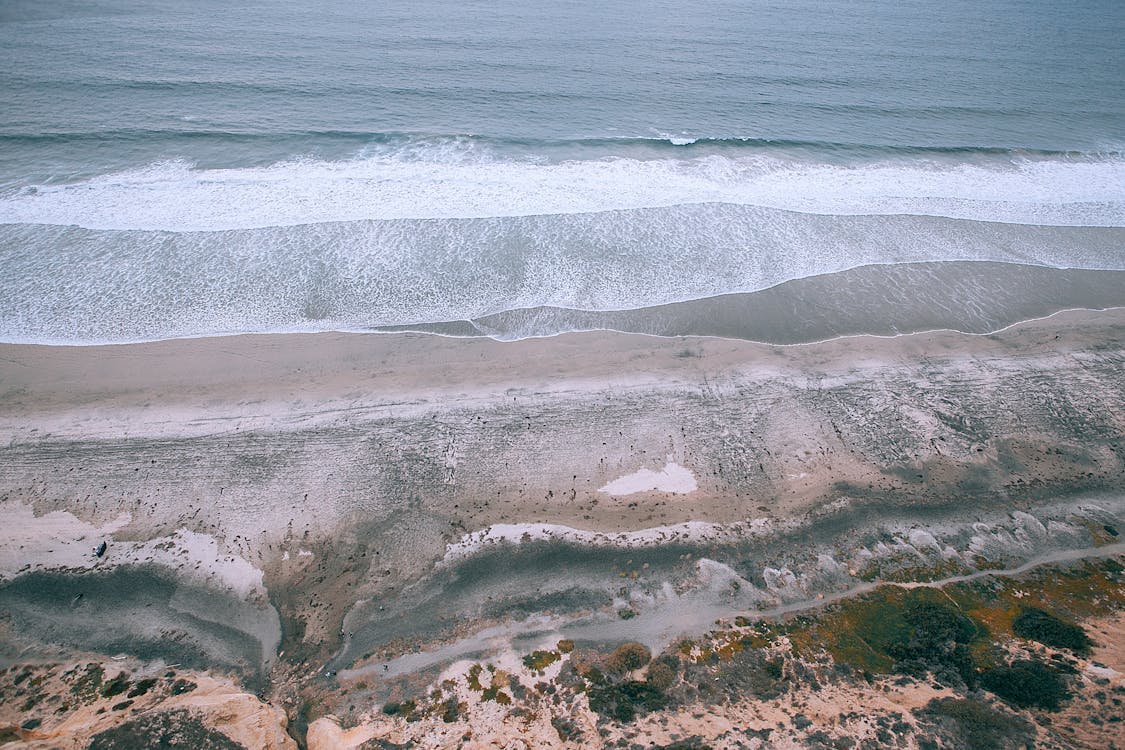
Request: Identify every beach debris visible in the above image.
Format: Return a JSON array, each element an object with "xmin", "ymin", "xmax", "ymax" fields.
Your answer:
[{"xmin": 94, "ymin": 541, "xmax": 107, "ymax": 557}]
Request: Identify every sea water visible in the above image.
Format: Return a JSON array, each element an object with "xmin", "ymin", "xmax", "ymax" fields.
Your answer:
[{"xmin": 1, "ymin": 0, "xmax": 1123, "ymax": 343}]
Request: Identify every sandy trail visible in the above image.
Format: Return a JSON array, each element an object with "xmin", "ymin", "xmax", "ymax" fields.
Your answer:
[{"xmin": 346, "ymin": 540, "xmax": 1125, "ymax": 680}]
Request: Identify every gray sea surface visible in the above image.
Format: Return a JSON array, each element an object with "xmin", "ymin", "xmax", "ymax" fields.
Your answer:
[{"xmin": 1, "ymin": 0, "xmax": 1123, "ymax": 343}]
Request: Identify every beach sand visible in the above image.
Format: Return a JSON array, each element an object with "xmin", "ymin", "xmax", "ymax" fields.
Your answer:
[{"xmin": 1, "ymin": 306, "xmax": 1124, "ymax": 743}]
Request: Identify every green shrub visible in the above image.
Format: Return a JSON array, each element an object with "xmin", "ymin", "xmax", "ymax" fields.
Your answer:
[
  {"xmin": 88, "ymin": 710, "xmax": 242, "ymax": 750},
  {"xmin": 606, "ymin": 642, "xmax": 652, "ymax": 673},
  {"xmin": 522, "ymin": 650, "xmax": 560, "ymax": 671},
  {"xmin": 551, "ymin": 716, "xmax": 582, "ymax": 742},
  {"xmin": 980, "ymin": 659, "xmax": 1070, "ymax": 711},
  {"xmin": 916, "ymin": 697, "xmax": 1032, "ymax": 750},
  {"xmin": 100, "ymin": 673, "xmax": 131, "ymax": 698},
  {"xmin": 646, "ymin": 661, "xmax": 676, "ymax": 690},
  {"xmin": 587, "ymin": 680, "xmax": 667, "ymax": 721},
  {"xmin": 440, "ymin": 697, "xmax": 462, "ymax": 723},
  {"xmin": 1012, "ymin": 607, "xmax": 1092, "ymax": 654},
  {"xmin": 881, "ymin": 594, "xmax": 979, "ymax": 686}
]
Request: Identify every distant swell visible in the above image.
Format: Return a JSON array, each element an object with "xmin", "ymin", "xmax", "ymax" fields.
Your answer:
[{"xmin": 0, "ymin": 130, "xmax": 1118, "ymax": 157}]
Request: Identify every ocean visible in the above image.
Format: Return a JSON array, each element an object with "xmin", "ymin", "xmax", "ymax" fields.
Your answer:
[{"xmin": 1, "ymin": 0, "xmax": 1123, "ymax": 344}]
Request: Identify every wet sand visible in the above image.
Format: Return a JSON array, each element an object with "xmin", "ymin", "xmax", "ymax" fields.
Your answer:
[{"xmin": 375, "ymin": 261, "xmax": 1125, "ymax": 343}]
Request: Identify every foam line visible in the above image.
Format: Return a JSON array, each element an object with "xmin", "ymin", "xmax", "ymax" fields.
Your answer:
[{"xmin": 2, "ymin": 148, "xmax": 1123, "ymax": 230}]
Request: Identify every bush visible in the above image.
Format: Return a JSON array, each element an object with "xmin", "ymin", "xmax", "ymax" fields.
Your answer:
[
  {"xmin": 646, "ymin": 661, "xmax": 676, "ymax": 690},
  {"xmin": 587, "ymin": 680, "xmax": 667, "ymax": 721},
  {"xmin": 522, "ymin": 650, "xmax": 560, "ymax": 671},
  {"xmin": 915, "ymin": 697, "xmax": 1032, "ymax": 750},
  {"xmin": 980, "ymin": 659, "xmax": 1070, "ymax": 711},
  {"xmin": 907, "ymin": 600, "xmax": 977, "ymax": 646},
  {"xmin": 606, "ymin": 642, "xmax": 652, "ymax": 673},
  {"xmin": 1012, "ymin": 607, "xmax": 1092, "ymax": 654},
  {"xmin": 100, "ymin": 673, "xmax": 131, "ymax": 698},
  {"xmin": 88, "ymin": 710, "xmax": 242, "ymax": 750},
  {"xmin": 440, "ymin": 697, "xmax": 462, "ymax": 723},
  {"xmin": 885, "ymin": 597, "xmax": 979, "ymax": 686},
  {"xmin": 679, "ymin": 648, "xmax": 785, "ymax": 701},
  {"xmin": 551, "ymin": 716, "xmax": 582, "ymax": 742}
]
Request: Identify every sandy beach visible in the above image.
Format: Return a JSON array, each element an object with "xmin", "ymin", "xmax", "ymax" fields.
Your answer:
[
  {"xmin": 3, "ymin": 307, "xmax": 1123, "ymax": 643},
  {"xmin": 2, "ymin": 306, "xmax": 1124, "ymax": 746}
]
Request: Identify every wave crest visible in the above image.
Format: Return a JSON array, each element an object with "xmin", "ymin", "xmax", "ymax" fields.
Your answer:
[{"xmin": 2, "ymin": 145, "xmax": 1123, "ymax": 231}]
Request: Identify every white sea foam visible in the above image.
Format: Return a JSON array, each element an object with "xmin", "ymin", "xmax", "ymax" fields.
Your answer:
[
  {"xmin": 1, "ymin": 151, "xmax": 1123, "ymax": 231},
  {"xmin": 2, "ymin": 202, "xmax": 1123, "ymax": 344},
  {"xmin": 2, "ymin": 147, "xmax": 1124, "ymax": 344}
]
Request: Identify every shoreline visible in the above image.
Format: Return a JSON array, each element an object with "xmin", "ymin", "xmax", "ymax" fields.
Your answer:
[
  {"xmin": 3, "ymin": 259, "xmax": 1125, "ymax": 348},
  {"xmin": 1, "ymin": 306, "xmax": 1122, "ymax": 458}
]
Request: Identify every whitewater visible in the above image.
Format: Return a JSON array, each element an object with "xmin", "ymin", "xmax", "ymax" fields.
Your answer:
[
  {"xmin": 2, "ymin": 146, "xmax": 1124, "ymax": 344},
  {"xmin": 2, "ymin": 145, "xmax": 1124, "ymax": 230}
]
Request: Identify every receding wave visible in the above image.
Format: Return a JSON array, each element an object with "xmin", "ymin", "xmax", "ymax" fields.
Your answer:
[
  {"xmin": 1, "ymin": 142, "xmax": 1122, "ymax": 230},
  {"xmin": 2, "ymin": 202, "xmax": 1123, "ymax": 343},
  {"xmin": 375, "ymin": 262, "xmax": 1125, "ymax": 344}
]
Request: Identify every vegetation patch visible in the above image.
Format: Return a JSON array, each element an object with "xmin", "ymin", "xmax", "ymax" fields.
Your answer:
[
  {"xmin": 480, "ymin": 686, "xmax": 512, "ymax": 704},
  {"xmin": 678, "ymin": 647, "xmax": 786, "ymax": 703},
  {"xmin": 885, "ymin": 596, "xmax": 979, "ymax": 686},
  {"xmin": 646, "ymin": 661, "xmax": 676, "ymax": 690},
  {"xmin": 587, "ymin": 679, "xmax": 667, "ymax": 722},
  {"xmin": 606, "ymin": 642, "xmax": 652, "ymax": 674},
  {"xmin": 551, "ymin": 715, "xmax": 582, "ymax": 742},
  {"xmin": 857, "ymin": 553, "xmax": 974, "ymax": 584},
  {"xmin": 522, "ymin": 650, "xmax": 560, "ymax": 671},
  {"xmin": 466, "ymin": 664, "xmax": 484, "ymax": 691},
  {"xmin": 69, "ymin": 664, "xmax": 105, "ymax": 704},
  {"xmin": 812, "ymin": 586, "xmax": 983, "ymax": 683},
  {"xmin": 99, "ymin": 672, "xmax": 131, "ymax": 698},
  {"xmin": 979, "ymin": 659, "xmax": 1071, "ymax": 711},
  {"xmin": 914, "ymin": 697, "xmax": 1032, "ymax": 750},
  {"xmin": 1011, "ymin": 607, "xmax": 1092, "ymax": 654},
  {"xmin": 439, "ymin": 697, "xmax": 463, "ymax": 723},
  {"xmin": 381, "ymin": 698, "xmax": 418, "ymax": 720},
  {"xmin": 87, "ymin": 709, "xmax": 245, "ymax": 750},
  {"xmin": 169, "ymin": 679, "xmax": 197, "ymax": 695},
  {"xmin": 126, "ymin": 678, "xmax": 159, "ymax": 699},
  {"xmin": 481, "ymin": 669, "xmax": 512, "ymax": 704}
]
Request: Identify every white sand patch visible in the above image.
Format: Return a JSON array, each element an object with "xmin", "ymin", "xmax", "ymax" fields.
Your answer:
[
  {"xmin": 599, "ymin": 461, "xmax": 697, "ymax": 496},
  {"xmin": 0, "ymin": 503, "xmax": 132, "ymax": 574},
  {"xmin": 442, "ymin": 517, "xmax": 782, "ymax": 563},
  {"xmin": 1086, "ymin": 665, "xmax": 1121, "ymax": 679},
  {"xmin": 0, "ymin": 501, "xmax": 266, "ymax": 601}
]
